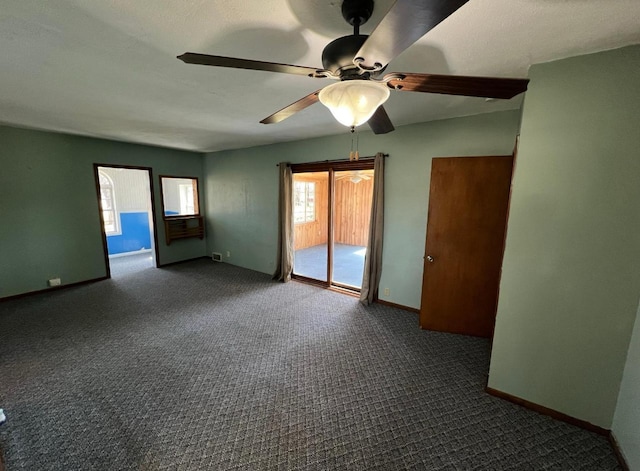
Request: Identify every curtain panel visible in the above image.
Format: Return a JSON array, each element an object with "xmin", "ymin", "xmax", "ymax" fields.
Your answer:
[
  {"xmin": 360, "ymin": 152, "xmax": 385, "ymax": 305},
  {"xmin": 273, "ymin": 163, "xmax": 294, "ymax": 282}
]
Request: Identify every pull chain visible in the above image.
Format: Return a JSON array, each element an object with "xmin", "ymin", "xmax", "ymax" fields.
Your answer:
[{"xmin": 349, "ymin": 126, "xmax": 356, "ymax": 161}]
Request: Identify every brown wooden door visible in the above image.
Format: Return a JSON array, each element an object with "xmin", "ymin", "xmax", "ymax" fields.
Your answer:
[{"xmin": 420, "ymin": 156, "xmax": 514, "ymax": 337}]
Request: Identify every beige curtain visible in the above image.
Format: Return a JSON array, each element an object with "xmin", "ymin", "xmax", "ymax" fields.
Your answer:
[
  {"xmin": 360, "ymin": 153, "xmax": 385, "ymax": 305},
  {"xmin": 273, "ymin": 163, "xmax": 294, "ymax": 282}
]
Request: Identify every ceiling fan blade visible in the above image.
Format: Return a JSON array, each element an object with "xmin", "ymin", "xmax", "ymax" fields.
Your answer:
[
  {"xmin": 384, "ymin": 72, "xmax": 529, "ymax": 99},
  {"xmin": 178, "ymin": 53, "xmax": 330, "ymax": 78},
  {"xmin": 354, "ymin": 0, "xmax": 469, "ymax": 71},
  {"xmin": 368, "ymin": 106, "xmax": 395, "ymax": 134},
  {"xmin": 260, "ymin": 90, "xmax": 321, "ymax": 124}
]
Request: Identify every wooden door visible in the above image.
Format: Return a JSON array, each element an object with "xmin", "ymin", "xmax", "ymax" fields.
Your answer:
[{"xmin": 420, "ymin": 156, "xmax": 514, "ymax": 337}]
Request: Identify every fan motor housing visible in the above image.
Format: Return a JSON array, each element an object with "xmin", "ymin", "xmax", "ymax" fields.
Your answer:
[{"xmin": 322, "ymin": 34, "xmax": 369, "ymax": 76}]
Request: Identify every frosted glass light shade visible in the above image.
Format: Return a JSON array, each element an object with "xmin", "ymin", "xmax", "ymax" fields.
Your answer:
[{"xmin": 318, "ymin": 80, "xmax": 390, "ymax": 127}]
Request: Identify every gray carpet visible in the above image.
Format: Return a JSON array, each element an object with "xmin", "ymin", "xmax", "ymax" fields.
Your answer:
[
  {"xmin": 294, "ymin": 243, "xmax": 366, "ymax": 288},
  {"xmin": 109, "ymin": 251, "xmax": 154, "ymax": 277},
  {"xmin": 0, "ymin": 260, "xmax": 620, "ymax": 470}
]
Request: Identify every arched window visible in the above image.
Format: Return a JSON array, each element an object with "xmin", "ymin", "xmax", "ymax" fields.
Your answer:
[{"xmin": 98, "ymin": 172, "xmax": 119, "ymax": 235}]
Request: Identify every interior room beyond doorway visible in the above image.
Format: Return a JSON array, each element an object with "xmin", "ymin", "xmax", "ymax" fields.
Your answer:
[{"xmin": 96, "ymin": 165, "xmax": 157, "ymax": 277}]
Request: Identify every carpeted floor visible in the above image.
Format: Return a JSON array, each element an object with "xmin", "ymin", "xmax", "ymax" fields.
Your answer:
[
  {"xmin": 294, "ymin": 243, "xmax": 366, "ymax": 288},
  {"xmin": 0, "ymin": 260, "xmax": 621, "ymax": 470},
  {"xmin": 109, "ymin": 251, "xmax": 155, "ymax": 277}
]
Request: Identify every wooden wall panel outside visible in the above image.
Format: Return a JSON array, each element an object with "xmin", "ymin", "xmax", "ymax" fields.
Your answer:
[
  {"xmin": 293, "ymin": 174, "xmax": 329, "ymax": 251},
  {"xmin": 334, "ymin": 177, "xmax": 373, "ymax": 247},
  {"xmin": 293, "ymin": 171, "xmax": 374, "ymax": 250}
]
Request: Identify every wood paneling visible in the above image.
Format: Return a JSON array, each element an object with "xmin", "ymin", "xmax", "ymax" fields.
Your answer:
[
  {"xmin": 293, "ymin": 170, "xmax": 374, "ymax": 250},
  {"xmin": 333, "ymin": 174, "xmax": 374, "ymax": 247},
  {"xmin": 293, "ymin": 173, "xmax": 329, "ymax": 251}
]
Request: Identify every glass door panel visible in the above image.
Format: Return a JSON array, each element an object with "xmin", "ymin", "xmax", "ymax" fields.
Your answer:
[
  {"xmin": 292, "ymin": 171, "xmax": 329, "ymax": 282},
  {"xmin": 332, "ymin": 169, "xmax": 374, "ymax": 289}
]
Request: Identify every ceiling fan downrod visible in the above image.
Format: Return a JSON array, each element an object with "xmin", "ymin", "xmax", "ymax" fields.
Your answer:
[
  {"xmin": 321, "ymin": 0, "xmax": 375, "ymax": 77},
  {"xmin": 341, "ymin": 0, "xmax": 374, "ymax": 30}
]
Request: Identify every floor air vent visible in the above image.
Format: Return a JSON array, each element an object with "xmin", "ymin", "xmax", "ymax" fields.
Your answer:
[{"xmin": 212, "ymin": 252, "xmax": 223, "ymax": 262}]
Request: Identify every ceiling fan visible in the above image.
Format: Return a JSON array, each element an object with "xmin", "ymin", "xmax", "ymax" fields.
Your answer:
[
  {"xmin": 178, "ymin": 0, "xmax": 529, "ymax": 135},
  {"xmin": 336, "ymin": 170, "xmax": 373, "ymax": 183}
]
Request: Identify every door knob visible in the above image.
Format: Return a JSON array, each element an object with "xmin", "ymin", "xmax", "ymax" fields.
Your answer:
[{"xmin": 426, "ymin": 255, "xmax": 434, "ymax": 263}]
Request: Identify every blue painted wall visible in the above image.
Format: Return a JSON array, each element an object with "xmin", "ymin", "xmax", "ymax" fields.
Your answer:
[{"xmin": 107, "ymin": 212, "xmax": 151, "ymax": 255}]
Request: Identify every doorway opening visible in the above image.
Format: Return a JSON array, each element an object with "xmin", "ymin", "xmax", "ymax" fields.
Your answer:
[
  {"xmin": 94, "ymin": 165, "xmax": 159, "ymax": 278},
  {"xmin": 292, "ymin": 161, "xmax": 374, "ymax": 291}
]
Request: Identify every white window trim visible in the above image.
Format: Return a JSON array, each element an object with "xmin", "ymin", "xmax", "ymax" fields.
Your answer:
[
  {"xmin": 98, "ymin": 172, "xmax": 121, "ymax": 236},
  {"xmin": 294, "ymin": 181, "xmax": 316, "ymax": 224}
]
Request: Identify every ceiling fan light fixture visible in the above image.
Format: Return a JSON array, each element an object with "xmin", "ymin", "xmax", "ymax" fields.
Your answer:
[{"xmin": 318, "ymin": 80, "xmax": 390, "ymax": 127}]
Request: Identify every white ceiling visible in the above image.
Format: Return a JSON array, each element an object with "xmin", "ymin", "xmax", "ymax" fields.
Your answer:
[{"xmin": 1, "ymin": 0, "xmax": 639, "ymax": 152}]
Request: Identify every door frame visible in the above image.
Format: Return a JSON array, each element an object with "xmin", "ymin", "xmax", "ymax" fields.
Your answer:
[
  {"xmin": 93, "ymin": 163, "xmax": 161, "ymax": 278},
  {"xmin": 290, "ymin": 159, "xmax": 375, "ymax": 291}
]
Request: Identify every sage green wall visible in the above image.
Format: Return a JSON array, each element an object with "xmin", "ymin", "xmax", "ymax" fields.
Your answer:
[
  {"xmin": 613, "ymin": 301, "xmax": 640, "ymax": 469},
  {"xmin": 488, "ymin": 46, "xmax": 640, "ymax": 429},
  {"xmin": 204, "ymin": 110, "xmax": 520, "ymax": 309},
  {"xmin": 0, "ymin": 125, "xmax": 206, "ymax": 298}
]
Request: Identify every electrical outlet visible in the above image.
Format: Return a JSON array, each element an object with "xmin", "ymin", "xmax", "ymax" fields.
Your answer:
[
  {"xmin": 48, "ymin": 278, "xmax": 61, "ymax": 287},
  {"xmin": 383, "ymin": 287, "xmax": 390, "ymax": 296},
  {"xmin": 226, "ymin": 251, "xmax": 231, "ymax": 258}
]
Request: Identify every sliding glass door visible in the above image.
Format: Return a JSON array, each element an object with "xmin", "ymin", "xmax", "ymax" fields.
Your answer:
[
  {"xmin": 292, "ymin": 162, "xmax": 374, "ymax": 291},
  {"xmin": 331, "ymin": 169, "xmax": 374, "ymax": 288}
]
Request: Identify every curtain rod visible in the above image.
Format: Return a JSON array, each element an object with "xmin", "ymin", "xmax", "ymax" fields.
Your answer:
[{"xmin": 276, "ymin": 154, "xmax": 389, "ymax": 167}]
